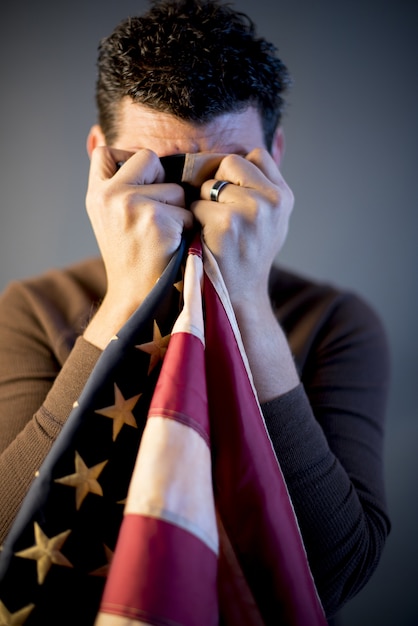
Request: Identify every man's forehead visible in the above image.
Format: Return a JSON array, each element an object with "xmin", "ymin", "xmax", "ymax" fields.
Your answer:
[{"xmin": 112, "ymin": 98, "xmax": 265, "ymax": 155}]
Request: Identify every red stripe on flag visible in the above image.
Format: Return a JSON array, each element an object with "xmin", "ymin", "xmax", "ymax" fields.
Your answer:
[
  {"xmin": 203, "ymin": 275, "xmax": 327, "ymax": 625},
  {"xmin": 99, "ymin": 514, "xmax": 218, "ymax": 626},
  {"xmin": 148, "ymin": 332, "xmax": 210, "ymax": 445}
]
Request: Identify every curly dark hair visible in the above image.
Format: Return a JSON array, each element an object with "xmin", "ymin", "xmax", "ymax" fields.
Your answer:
[{"xmin": 95, "ymin": 0, "xmax": 292, "ymax": 150}]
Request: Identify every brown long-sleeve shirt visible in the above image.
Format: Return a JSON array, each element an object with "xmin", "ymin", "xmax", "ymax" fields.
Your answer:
[{"xmin": 0, "ymin": 256, "xmax": 391, "ymax": 619}]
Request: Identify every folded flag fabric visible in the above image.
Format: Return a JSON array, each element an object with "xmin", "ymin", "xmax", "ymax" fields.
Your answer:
[{"xmin": 0, "ymin": 234, "xmax": 327, "ymax": 626}]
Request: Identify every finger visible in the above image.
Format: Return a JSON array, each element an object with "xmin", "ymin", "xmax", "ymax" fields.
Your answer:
[
  {"xmin": 207, "ymin": 152, "xmax": 277, "ymax": 193},
  {"xmin": 200, "ymin": 150, "xmax": 289, "ymax": 208},
  {"xmin": 199, "ymin": 157, "xmax": 262, "ymax": 204},
  {"xmin": 142, "ymin": 195, "xmax": 194, "ymax": 230},
  {"xmin": 89, "ymin": 146, "xmax": 186, "ymax": 208},
  {"xmin": 89, "ymin": 146, "xmax": 165, "ymax": 185},
  {"xmin": 129, "ymin": 182, "xmax": 188, "ymax": 210},
  {"xmin": 244, "ymin": 149, "xmax": 294, "ymax": 208},
  {"xmin": 244, "ymin": 148, "xmax": 283, "ymax": 186},
  {"xmin": 199, "ymin": 178, "xmax": 240, "ymax": 205},
  {"xmin": 88, "ymin": 146, "xmax": 136, "ymax": 183},
  {"xmin": 114, "ymin": 148, "xmax": 166, "ymax": 185},
  {"xmin": 214, "ymin": 153, "xmax": 257, "ymax": 188}
]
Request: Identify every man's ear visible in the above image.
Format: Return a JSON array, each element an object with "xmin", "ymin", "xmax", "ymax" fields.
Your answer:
[
  {"xmin": 86, "ymin": 124, "xmax": 106, "ymax": 158},
  {"xmin": 271, "ymin": 127, "xmax": 285, "ymax": 166}
]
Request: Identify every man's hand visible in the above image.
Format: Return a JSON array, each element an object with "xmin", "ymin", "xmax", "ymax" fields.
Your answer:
[
  {"xmin": 192, "ymin": 148, "xmax": 299, "ymax": 401},
  {"xmin": 84, "ymin": 147, "xmax": 193, "ymax": 349},
  {"xmin": 193, "ymin": 148, "xmax": 294, "ymax": 307}
]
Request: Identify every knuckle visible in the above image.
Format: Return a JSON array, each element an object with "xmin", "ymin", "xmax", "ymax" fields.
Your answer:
[
  {"xmin": 135, "ymin": 147, "xmax": 158, "ymax": 164},
  {"xmin": 91, "ymin": 145, "xmax": 109, "ymax": 159},
  {"xmin": 122, "ymin": 194, "xmax": 153, "ymax": 227},
  {"xmin": 218, "ymin": 153, "xmax": 242, "ymax": 177},
  {"xmin": 100, "ymin": 181, "xmax": 116, "ymax": 203},
  {"xmin": 265, "ymin": 186, "xmax": 282, "ymax": 207},
  {"xmin": 223, "ymin": 153, "xmax": 241, "ymax": 168},
  {"xmin": 246, "ymin": 147, "xmax": 267, "ymax": 163},
  {"xmin": 85, "ymin": 185, "xmax": 104, "ymax": 214},
  {"xmin": 281, "ymin": 183, "xmax": 295, "ymax": 215},
  {"xmin": 215, "ymin": 207, "xmax": 236, "ymax": 231}
]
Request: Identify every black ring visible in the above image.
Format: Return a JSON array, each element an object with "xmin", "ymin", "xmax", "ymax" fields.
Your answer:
[{"xmin": 210, "ymin": 180, "xmax": 229, "ymax": 202}]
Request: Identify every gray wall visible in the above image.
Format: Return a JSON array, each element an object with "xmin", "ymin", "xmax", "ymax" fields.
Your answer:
[{"xmin": 1, "ymin": 1, "xmax": 417, "ymax": 624}]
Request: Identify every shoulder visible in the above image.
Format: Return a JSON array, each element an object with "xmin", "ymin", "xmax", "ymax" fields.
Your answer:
[
  {"xmin": 0, "ymin": 258, "xmax": 106, "ymax": 361},
  {"xmin": 269, "ymin": 264, "xmax": 390, "ymax": 374},
  {"xmin": 0, "ymin": 257, "xmax": 106, "ymax": 309},
  {"xmin": 269, "ymin": 263, "xmax": 386, "ymax": 331}
]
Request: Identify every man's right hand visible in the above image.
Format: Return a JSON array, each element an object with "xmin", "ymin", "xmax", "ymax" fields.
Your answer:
[{"xmin": 84, "ymin": 147, "xmax": 193, "ymax": 349}]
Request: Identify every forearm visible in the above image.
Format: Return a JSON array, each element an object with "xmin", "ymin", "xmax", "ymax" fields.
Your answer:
[
  {"xmin": 234, "ymin": 283, "xmax": 392, "ymax": 617},
  {"xmin": 261, "ymin": 382, "xmax": 390, "ymax": 617},
  {"xmin": 0, "ymin": 337, "xmax": 101, "ymax": 543},
  {"xmin": 233, "ymin": 293, "xmax": 299, "ymax": 403}
]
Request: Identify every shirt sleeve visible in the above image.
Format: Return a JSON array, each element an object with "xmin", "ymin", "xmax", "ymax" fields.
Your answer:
[
  {"xmin": 261, "ymin": 291, "xmax": 391, "ymax": 618},
  {"xmin": 0, "ymin": 279, "xmax": 102, "ymax": 543}
]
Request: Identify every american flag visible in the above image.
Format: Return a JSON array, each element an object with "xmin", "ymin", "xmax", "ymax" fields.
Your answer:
[{"xmin": 0, "ymin": 234, "xmax": 326, "ymax": 626}]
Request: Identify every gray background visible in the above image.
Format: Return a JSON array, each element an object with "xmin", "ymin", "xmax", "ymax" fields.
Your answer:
[{"xmin": 1, "ymin": 1, "xmax": 417, "ymax": 624}]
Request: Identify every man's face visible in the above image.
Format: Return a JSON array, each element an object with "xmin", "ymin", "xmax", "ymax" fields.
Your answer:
[{"xmin": 109, "ymin": 98, "xmax": 267, "ymax": 157}]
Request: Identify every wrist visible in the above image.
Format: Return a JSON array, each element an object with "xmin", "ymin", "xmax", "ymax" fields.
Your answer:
[
  {"xmin": 230, "ymin": 292, "xmax": 300, "ymax": 403},
  {"xmin": 83, "ymin": 295, "xmax": 138, "ymax": 350}
]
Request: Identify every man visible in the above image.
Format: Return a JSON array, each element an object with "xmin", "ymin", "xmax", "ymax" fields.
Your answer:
[{"xmin": 0, "ymin": 0, "xmax": 390, "ymax": 623}]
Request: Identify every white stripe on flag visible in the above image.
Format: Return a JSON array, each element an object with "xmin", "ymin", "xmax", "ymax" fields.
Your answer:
[{"xmin": 124, "ymin": 416, "xmax": 218, "ymax": 554}]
